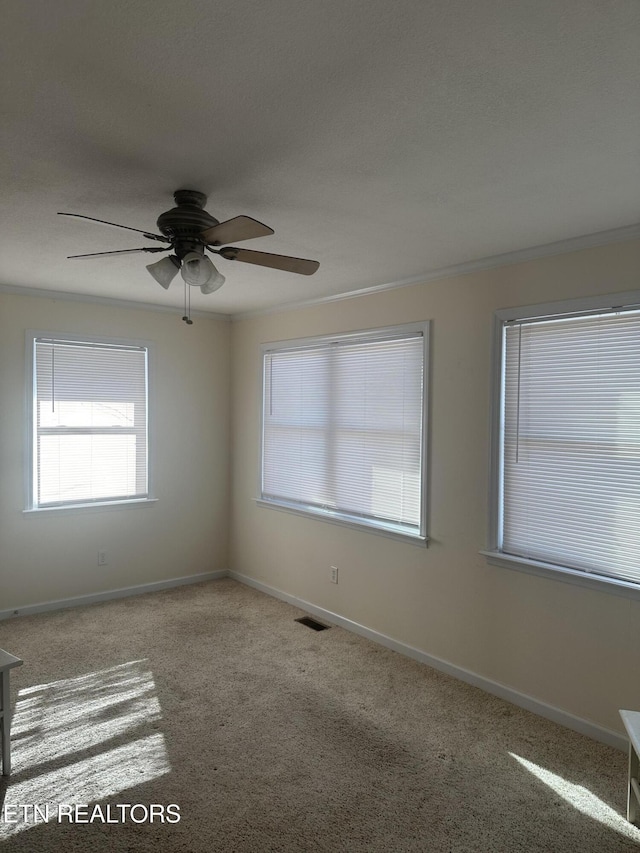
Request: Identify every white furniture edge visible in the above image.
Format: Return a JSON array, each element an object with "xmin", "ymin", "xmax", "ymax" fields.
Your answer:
[
  {"xmin": 620, "ymin": 709, "xmax": 640, "ymax": 824},
  {"xmin": 0, "ymin": 649, "xmax": 23, "ymax": 776}
]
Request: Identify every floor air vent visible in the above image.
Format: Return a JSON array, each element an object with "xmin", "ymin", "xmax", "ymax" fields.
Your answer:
[{"xmin": 295, "ymin": 616, "xmax": 329, "ymax": 631}]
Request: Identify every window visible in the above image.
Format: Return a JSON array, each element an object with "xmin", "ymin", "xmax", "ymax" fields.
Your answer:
[
  {"xmin": 486, "ymin": 293, "xmax": 640, "ymax": 591},
  {"xmin": 27, "ymin": 333, "xmax": 151, "ymax": 510},
  {"xmin": 260, "ymin": 323, "xmax": 429, "ymax": 542}
]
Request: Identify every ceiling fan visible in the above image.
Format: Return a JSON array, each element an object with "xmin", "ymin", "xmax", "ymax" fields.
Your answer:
[{"xmin": 58, "ymin": 189, "xmax": 319, "ymax": 323}]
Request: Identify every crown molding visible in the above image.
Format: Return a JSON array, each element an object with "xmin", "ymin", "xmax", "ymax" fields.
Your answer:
[
  {"xmin": 0, "ymin": 283, "xmax": 232, "ymax": 322},
  {"xmin": 233, "ymin": 222, "xmax": 640, "ymax": 321},
  {"xmin": 2, "ymin": 222, "xmax": 638, "ymax": 323}
]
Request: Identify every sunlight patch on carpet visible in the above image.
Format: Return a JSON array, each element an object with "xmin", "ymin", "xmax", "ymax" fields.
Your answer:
[
  {"xmin": 510, "ymin": 752, "xmax": 640, "ymax": 841},
  {"xmin": 0, "ymin": 660, "xmax": 170, "ymax": 837}
]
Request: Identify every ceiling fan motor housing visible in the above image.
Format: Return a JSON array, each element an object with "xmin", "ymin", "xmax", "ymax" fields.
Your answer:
[{"xmin": 156, "ymin": 190, "xmax": 219, "ymax": 257}]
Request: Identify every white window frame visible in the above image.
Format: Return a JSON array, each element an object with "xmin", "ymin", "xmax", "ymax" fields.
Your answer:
[
  {"xmin": 483, "ymin": 289, "xmax": 640, "ymax": 599},
  {"xmin": 257, "ymin": 322, "xmax": 430, "ymax": 545},
  {"xmin": 24, "ymin": 330, "xmax": 156, "ymax": 514}
]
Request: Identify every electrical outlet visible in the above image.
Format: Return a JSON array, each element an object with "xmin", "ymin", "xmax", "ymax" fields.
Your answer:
[
  {"xmin": 97, "ymin": 550, "xmax": 108, "ymax": 566},
  {"xmin": 330, "ymin": 566, "xmax": 338, "ymax": 584}
]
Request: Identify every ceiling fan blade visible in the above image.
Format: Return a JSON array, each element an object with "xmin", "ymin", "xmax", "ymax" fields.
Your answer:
[
  {"xmin": 68, "ymin": 247, "xmax": 168, "ymax": 259},
  {"xmin": 200, "ymin": 216, "xmax": 274, "ymax": 246},
  {"xmin": 58, "ymin": 212, "xmax": 171, "ymax": 243},
  {"xmin": 218, "ymin": 247, "xmax": 319, "ymax": 275}
]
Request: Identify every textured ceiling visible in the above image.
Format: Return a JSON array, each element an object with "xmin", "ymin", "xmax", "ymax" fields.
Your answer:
[{"xmin": 1, "ymin": 0, "xmax": 639, "ymax": 316}]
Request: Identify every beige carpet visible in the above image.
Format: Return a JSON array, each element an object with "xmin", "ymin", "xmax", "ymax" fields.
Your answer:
[{"xmin": 0, "ymin": 578, "xmax": 638, "ymax": 852}]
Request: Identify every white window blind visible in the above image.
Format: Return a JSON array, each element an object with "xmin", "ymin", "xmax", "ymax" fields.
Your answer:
[
  {"xmin": 31, "ymin": 337, "xmax": 149, "ymax": 508},
  {"xmin": 500, "ymin": 308, "xmax": 640, "ymax": 585},
  {"xmin": 261, "ymin": 327, "xmax": 427, "ymax": 539}
]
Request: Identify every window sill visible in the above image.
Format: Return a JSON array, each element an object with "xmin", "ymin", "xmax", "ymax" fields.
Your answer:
[
  {"xmin": 23, "ymin": 498, "xmax": 158, "ymax": 517},
  {"xmin": 256, "ymin": 498, "xmax": 427, "ymax": 547},
  {"xmin": 481, "ymin": 550, "xmax": 640, "ymax": 601}
]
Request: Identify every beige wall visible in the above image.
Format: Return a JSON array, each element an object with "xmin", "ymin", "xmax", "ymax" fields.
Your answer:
[
  {"xmin": 230, "ymin": 238, "xmax": 640, "ymax": 734},
  {"xmin": 0, "ymin": 292, "xmax": 230, "ymax": 610},
  {"xmin": 3, "ymin": 238, "xmax": 639, "ymax": 735}
]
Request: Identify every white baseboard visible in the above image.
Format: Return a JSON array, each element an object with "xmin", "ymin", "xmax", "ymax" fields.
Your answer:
[
  {"xmin": 0, "ymin": 570, "xmax": 228, "ymax": 621},
  {"xmin": 228, "ymin": 570, "xmax": 627, "ymax": 752}
]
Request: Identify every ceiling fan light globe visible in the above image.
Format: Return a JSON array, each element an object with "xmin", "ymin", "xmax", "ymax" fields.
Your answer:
[
  {"xmin": 181, "ymin": 252, "xmax": 216, "ymax": 287},
  {"xmin": 200, "ymin": 267, "xmax": 225, "ymax": 295},
  {"xmin": 146, "ymin": 255, "xmax": 180, "ymax": 289}
]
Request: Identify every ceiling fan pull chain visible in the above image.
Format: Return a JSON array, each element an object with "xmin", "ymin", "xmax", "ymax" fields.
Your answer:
[{"xmin": 182, "ymin": 277, "xmax": 193, "ymax": 325}]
